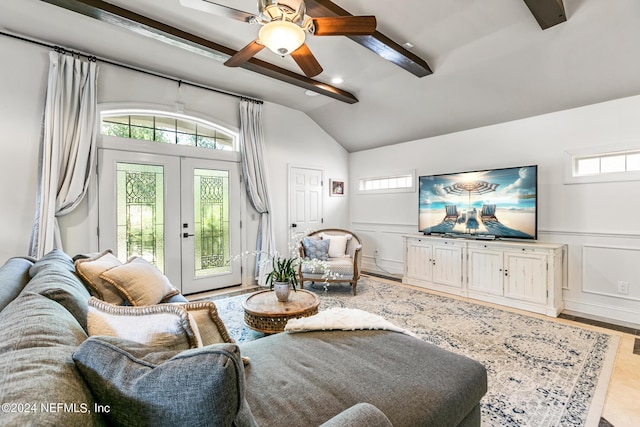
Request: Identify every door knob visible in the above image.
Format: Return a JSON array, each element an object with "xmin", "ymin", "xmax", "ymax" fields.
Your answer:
[
  {"xmin": 183, "ymin": 233, "xmax": 194, "ymax": 238},
  {"xmin": 291, "ymin": 223, "xmax": 297, "ymax": 228}
]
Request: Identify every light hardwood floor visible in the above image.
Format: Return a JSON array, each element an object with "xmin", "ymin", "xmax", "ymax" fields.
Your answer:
[{"xmin": 190, "ymin": 277, "xmax": 640, "ymax": 426}]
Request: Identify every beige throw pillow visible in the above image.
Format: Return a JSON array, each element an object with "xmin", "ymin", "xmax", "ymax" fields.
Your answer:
[
  {"xmin": 179, "ymin": 301, "xmax": 233, "ymax": 346},
  {"xmin": 74, "ymin": 249, "xmax": 125, "ymax": 304},
  {"xmin": 99, "ymin": 256, "xmax": 179, "ymax": 306},
  {"xmin": 320, "ymin": 233, "xmax": 353, "ymax": 258},
  {"xmin": 87, "ymin": 297, "xmax": 199, "ymax": 350}
]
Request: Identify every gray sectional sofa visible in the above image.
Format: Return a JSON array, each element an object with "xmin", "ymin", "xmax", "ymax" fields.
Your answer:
[{"xmin": 0, "ymin": 250, "xmax": 487, "ymax": 426}]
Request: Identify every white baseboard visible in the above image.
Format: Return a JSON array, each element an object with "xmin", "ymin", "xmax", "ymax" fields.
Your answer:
[{"xmin": 563, "ymin": 298, "xmax": 640, "ymax": 330}]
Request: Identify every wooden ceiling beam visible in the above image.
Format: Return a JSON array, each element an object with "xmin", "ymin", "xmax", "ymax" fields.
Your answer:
[
  {"xmin": 39, "ymin": 0, "xmax": 358, "ymax": 103},
  {"xmin": 304, "ymin": 0, "xmax": 432, "ymax": 77},
  {"xmin": 522, "ymin": 0, "xmax": 567, "ymax": 30}
]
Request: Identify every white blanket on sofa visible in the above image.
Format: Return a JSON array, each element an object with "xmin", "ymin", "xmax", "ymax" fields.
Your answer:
[{"xmin": 284, "ymin": 307, "xmax": 417, "ymax": 337}]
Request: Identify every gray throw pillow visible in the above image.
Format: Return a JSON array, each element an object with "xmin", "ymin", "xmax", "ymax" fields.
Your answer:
[
  {"xmin": 72, "ymin": 336, "xmax": 258, "ymax": 427},
  {"xmin": 303, "ymin": 237, "xmax": 330, "ymax": 261}
]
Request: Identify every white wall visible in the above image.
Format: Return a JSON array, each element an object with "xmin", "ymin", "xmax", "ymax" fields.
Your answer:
[
  {"xmin": 350, "ymin": 95, "xmax": 640, "ymax": 328},
  {"xmin": 0, "ymin": 39, "xmax": 47, "ymax": 259},
  {"xmin": 262, "ymin": 105, "xmax": 350, "ymax": 256},
  {"xmin": 0, "ymin": 35, "xmax": 349, "ymax": 274}
]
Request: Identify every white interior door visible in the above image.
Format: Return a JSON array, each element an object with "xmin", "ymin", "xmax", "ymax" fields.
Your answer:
[
  {"xmin": 289, "ymin": 166, "xmax": 324, "ymax": 239},
  {"xmin": 180, "ymin": 158, "xmax": 241, "ymax": 294},
  {"xmin": 98, "ymin": 149, "xmax": 241, "ymax": 294}
]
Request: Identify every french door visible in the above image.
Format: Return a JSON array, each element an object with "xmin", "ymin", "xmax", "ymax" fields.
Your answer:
[{"xmin": 97, "ymin": 149, "xmax": 241, "ymax": 294}]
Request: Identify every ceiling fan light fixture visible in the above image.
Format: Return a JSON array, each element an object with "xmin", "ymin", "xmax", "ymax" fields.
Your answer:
[
  {"xmin": 259, "ymin": 0, "xmax": 306, "ymax": 25},
  {"xmin": 259, "ymin": 20, "xmax": 305, "ymax": 56}
]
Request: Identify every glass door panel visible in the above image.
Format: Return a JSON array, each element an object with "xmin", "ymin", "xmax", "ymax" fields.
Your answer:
[
  {"xmin": 98, "ymin": 149, "xmax": 182, "ymax": 290},
  {"xmin": 116, "ymin": 162, "xmax": 165, "ymax": 271},
  {"xmin": 194, "ymin": 168, "xmax": 230, "ymax": 278},
  {"xmin": 181, "ymin": 158, "xmax": 241, "ymax": 294}
]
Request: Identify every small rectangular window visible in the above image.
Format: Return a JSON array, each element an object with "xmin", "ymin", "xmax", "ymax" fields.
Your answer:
[
  {"xmin": 627, "ymin": 153, "xmax": 640, "ymax": 171},
  {"xmin": 576, "ymin": 157, "xmax": 600, "ymax": 176},
  {"xmin": 358, "ymin": 170, "xmax": 416, "ymax": 194},
  {"xmin": 600, "ymin": 155, "xmax": 625, "ymax": 173},
  {"xmin": 565, "ymin": 145, "xmax": 640, "ymax": 184}
]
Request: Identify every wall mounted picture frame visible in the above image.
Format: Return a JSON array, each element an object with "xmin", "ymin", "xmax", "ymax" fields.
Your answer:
[{"xmin": 330, "ymin": 179, "xmax": 345, "ymax": 196}]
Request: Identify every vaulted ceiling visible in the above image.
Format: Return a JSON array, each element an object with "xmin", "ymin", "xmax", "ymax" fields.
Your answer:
[{"xmin": 2, "ymin": 0, "xmax": 640, "ymax": 152}]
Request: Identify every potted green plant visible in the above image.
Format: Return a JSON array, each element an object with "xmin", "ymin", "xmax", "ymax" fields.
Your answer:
[{"xmin": 265, "ymin": 256, "xmax": 299, "ymax": 302}]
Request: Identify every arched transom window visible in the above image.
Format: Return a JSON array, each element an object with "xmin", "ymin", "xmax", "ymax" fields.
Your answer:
[{"xmin": 101, "ymin": 110, "xmax": 237, "ymax": 151}]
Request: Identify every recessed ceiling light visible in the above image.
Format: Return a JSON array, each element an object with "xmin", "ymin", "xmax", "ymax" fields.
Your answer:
[
  {"xmin": 331, "ymin": 77, "xmax": 344, "ymax": 84},
  {"xmin": 305, "ymin": 90, "xmax": 319, "ymax": 97},
  {"xmin": 402, "ymin": 42, "xmax": 414, "ymax": 49}
]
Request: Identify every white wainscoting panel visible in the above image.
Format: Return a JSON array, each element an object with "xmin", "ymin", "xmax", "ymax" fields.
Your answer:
[
  {"xmin": 351, "ymin": 222, "xmax": 414, "ymax": 277},
  {"xmin": 582, "ymin": 244, "xmax": 640, "ymax": 302}
]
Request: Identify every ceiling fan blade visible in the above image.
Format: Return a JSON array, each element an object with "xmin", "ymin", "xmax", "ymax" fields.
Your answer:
[
  {"xmin": 224, "ymin": 40, "xmax": 265, "ymax": 67},
  {"xmin": 291, "ymin": 43, "xmax": 323, "ymax": 77},
  {"xmin": 311, "ymin": 16, "xmax": 376, "ymax": 36},
  {"xmin": 179, "ymin": 0, "xmax": 256, "ymax": 23}
]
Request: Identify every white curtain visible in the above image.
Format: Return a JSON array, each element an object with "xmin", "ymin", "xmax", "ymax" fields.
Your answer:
[
  {"xmin": 239, "ymin": 100, "xmax": 276, "ymax": 285},
  {"xmin": 29, "ymin": 51, "xmax": 98, "ymax": 258}
]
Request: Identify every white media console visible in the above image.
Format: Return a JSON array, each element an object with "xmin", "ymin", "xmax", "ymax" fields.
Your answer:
[{"xmin": 402, "ymin": 235, "xmax": 567, "ymax": 317}]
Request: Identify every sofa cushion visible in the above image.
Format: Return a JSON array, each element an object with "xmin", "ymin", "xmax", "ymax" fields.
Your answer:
[
  {"xmin": 0, "ymin": 292, "xmax": 103, "ymax": 426},
  {"xmin": 88, "ymin": 297, "xmax": 200, "ymax": 350},
  {"xmin": 24, "ymin": 249, "xmax": 93, "ymax": 330},
  {"xmin": 162, "ymin": 293, "xmax": 189, "ymax": 303},
  {"xmin": 303, "ymin": 236, "xmax": 330, "ymax": 261},
  {"xmin": 29, "ymin": 248, "xmax": 76, "ymax": 276},
  {"xmin": 0, "ymin": 256, "xmax": 34, "ymax": 312},
  {"xmin": 99, "ymin": 256, "xmax": 179, "ymax": 306},
  {"xmin": 320, "ymin": 233, "xmax": 352, "ymax": 258},
  {"xmin": 73, "ymin": 336, "xmax": 258, "ymax": 427},
  {"xmin": 239, "ymin": 330, "xmax": 487, "ymax": 427},
  {"xmin": 74, "ymin": 249, "xmax": 126, "ymax": 304},
  {"xmin": 301, "ymin": 257, "xmax": 354, "ymax": 279}
]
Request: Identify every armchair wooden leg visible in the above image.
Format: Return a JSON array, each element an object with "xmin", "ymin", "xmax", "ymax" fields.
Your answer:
[{"xmin": 351, "ymin": 280, "xmax": 357, "ymax": 296}]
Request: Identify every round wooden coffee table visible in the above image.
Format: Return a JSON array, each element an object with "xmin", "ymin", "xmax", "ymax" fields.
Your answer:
[{"xmin": 242, "ymin": 289, "xmax": 320, "ymax": 334}]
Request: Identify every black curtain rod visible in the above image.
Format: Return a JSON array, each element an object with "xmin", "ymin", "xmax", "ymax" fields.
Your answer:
[{"xmin": 0, "ymin": 30, "xmax": 263, "ymax": 105}]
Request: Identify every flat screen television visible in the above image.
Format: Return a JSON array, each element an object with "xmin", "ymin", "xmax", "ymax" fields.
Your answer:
[{"xmin": 419, "ymin": 165, "xmax": 538, "ymax": 240}]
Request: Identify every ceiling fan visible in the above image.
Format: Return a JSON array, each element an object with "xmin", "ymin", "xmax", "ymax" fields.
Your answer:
[{"xmin": 180, "ymin": 0, "xmax": 377, "ymax": 77}]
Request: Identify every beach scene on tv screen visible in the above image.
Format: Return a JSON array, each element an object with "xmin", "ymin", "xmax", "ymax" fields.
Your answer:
[{"xmin": 419, "ymin": 166, "xmax": 537, "ymax": 239}]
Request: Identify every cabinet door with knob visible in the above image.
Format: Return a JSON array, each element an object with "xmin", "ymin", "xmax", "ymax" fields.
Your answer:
[
  {"xmin": 503, "ymin": 252, "xmax": 548, "ymax": 304},
  {"xmin": 432, "ymin": 242, "xmax": 463, "ymax": 288},
  {"xmin": 405, "ymin": 241, "xmax": 433, "ymax": 283},
  {"xmin": 468, "ymin": 247, "xmax": 504, "ymax": 296}
]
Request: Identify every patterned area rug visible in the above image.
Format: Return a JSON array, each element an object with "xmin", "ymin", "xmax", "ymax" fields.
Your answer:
[{"xmin": 211, "ymin": 278, "xmax": 619, "ymax": 427}]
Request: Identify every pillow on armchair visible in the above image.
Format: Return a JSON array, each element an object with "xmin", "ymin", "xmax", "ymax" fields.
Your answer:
[
  {"xmin": 302, "ymin": 237, "xmax": 330, "ymax": 260},
  {"xmin": 320, "ymin": 233, "xmax": 352, "ymax": 258}
]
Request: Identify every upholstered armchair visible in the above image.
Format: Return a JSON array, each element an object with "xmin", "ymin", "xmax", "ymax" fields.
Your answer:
[{"xmin": 298, "ymin": 229, "xmax": 362, "ymax": 295}]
